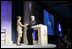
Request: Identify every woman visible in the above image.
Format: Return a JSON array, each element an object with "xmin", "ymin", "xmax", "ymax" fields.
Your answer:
[{"xmin": 17, "ymin": 16, "xmax": 26, "ymax": 46}]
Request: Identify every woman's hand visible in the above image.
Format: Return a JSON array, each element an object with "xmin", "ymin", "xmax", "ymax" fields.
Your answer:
[
  {"xmin": 24, "ymin": 23, "xmax": 28, "ymax": 26},
  {"xmin": 23, "ymin": 25, "xmax": 27, "ymax": 27}
]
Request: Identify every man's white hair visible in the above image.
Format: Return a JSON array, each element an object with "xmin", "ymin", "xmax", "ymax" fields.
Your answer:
[
  {"xmin": 31, "ymin": 16, "xmax": 35, "ymax": 19},
  {"xmin": 31, "ymin": 16, "xmax": 35, "ymax": 17},
  {"xmin": 31, "ymin": 16, "xmax": 35, "ymax": 21}
]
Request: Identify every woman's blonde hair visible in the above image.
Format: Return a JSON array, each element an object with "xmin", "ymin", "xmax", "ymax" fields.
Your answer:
[{"xmin": 17, "ymin": 16, "xmax": 21, "ymax": 20}]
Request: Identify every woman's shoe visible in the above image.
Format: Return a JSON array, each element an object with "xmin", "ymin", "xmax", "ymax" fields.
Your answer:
[{"xmin": 16, "ymin": 43, "xmax": 21, "ymax": 46}]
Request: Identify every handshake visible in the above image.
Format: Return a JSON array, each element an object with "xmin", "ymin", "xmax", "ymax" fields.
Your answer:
[{"xmin": 23, "ymin": 23, "xmax": 28, "ymax": 28}]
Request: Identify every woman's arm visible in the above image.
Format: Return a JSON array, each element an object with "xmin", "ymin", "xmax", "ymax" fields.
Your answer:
[{"xmin": 18, "ymin": 21, "xmax": 26, "ymax": 27}]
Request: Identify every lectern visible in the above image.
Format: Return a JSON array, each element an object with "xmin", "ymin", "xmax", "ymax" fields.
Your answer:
[{"xmin": 32, "ymin": 24, "xmax": 48, "ymax": 45}]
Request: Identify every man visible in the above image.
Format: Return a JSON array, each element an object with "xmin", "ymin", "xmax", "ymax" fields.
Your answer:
[{"xmin": 25, "ymin": 16, "xmax": 36, "ymax": 45}]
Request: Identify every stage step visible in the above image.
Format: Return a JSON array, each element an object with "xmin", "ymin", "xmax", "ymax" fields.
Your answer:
[{"xmin": 1, "ymin": 44, "xmax": 56, "ymax": 48}]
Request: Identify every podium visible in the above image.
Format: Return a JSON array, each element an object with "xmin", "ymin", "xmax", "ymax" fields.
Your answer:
[{"xmin": 32, "ymin": 24, "xmax": 48, "ymax": 45}]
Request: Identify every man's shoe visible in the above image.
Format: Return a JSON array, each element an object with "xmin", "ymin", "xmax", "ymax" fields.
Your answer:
[{"xmin": 27, "ymin": 44, "xmax": 33, "ymax": 45}]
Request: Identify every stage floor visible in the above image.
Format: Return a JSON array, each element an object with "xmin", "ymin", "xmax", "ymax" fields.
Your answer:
[{"xmin": 1, "ymin": 44, "xmax": 56, "ymax": 48}]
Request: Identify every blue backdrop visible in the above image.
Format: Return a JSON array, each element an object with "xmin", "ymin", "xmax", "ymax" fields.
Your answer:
[
  {"xmin": 57, "ymin": 22, "xmax": 62, "ymax": 37},
  {"xmin": 44, "ymin": 9, "xmax": 54, "ymax": 35}
]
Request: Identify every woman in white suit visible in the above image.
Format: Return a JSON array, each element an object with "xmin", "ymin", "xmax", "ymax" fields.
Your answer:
[{"xmin": 17, "ymin": 16, "xmax": 26, "ymax": 45}]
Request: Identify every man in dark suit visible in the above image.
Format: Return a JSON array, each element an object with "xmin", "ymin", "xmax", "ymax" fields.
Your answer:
[{"xmin": 25, "ymin": 16, "xmax": 36, "ymax": 45}]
